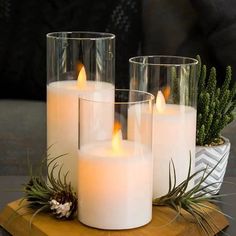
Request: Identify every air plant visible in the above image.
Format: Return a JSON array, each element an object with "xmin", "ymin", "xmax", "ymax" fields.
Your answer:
[
  {"xmin": 153, "ymin": 154, "xmax": 233, "ymax": 235},
  {"xmin": 20, "ymin": 153, "xmax": 77, "ymax": 220},
  {"xmin": 15, "ymin": 151, "xmax": 233, "ymax": 235}
]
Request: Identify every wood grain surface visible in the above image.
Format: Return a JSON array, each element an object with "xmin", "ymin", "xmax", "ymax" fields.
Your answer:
[{"xmin": 0, "ymin": 199, "xmax": 229, "ymax": 236}]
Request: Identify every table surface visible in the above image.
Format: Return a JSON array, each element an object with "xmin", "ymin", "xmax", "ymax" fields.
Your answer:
[
  {"xmin": 0, "ymin": 177, "xmax": 236, "ymax": 236},
  {"xmin": 0, "ymin": 121, "xmax": 235, "ymax": 235}
]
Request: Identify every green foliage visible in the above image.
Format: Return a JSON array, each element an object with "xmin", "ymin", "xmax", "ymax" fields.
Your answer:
[
  {"xmin": 196, "ymin": 56, "xmax": 236, "ymax": 146},
  {"xmin": 153, "ymin": 155, "xmax": 233, "ymax": 235},
  {"xmin": 20, "ymin": 153, "xmax": 77, "ymax": 221}
]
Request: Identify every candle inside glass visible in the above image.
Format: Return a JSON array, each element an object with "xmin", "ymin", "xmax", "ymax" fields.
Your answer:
[
  {"xmin": 47, "ymin": 67, "xmax": 114, "ymax": 190},
  {"xmin": 78, "ymin": 125, "xmax": 153, "ymax": 229},
  {"xmin": 152, "ymin": 91, "xmax": 196, "ymax": 198},
  {"xmin": 128, "ymin": 91, "xmax": 196, "ymax": 198}
]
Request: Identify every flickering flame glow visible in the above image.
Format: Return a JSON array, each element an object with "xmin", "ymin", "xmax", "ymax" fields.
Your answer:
[
  {"xmin": 77, "ymin": 64, "xmax": 87, "ymax": 88},
  {"xmin": 112, "ymin": 122, "xmax": 122, "ymax": 153},
  {"xmin": 163, "ymin": 86, "xmax": 171, "ymax": 101},
  {"xmin": 156, "ymin": 91, "xmax": 166, "ymax": 113}
]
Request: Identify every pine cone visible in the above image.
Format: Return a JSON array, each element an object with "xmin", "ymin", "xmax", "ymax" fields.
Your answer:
[
  {"xmin": 50, "ymin": 190, "xmax": 77, "ymax": 219},
  {"xmin": 21, "ymin": 155, "xmax": 78, "ymax": 220}
]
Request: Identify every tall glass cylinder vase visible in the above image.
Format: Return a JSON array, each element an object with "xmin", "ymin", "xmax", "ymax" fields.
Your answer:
[
  {"xmin": 78, "ymin": 89, "xmax": 154, "ymax": 229},
  {"xmin": 129, "ymin": 56, "xmax": 198, "ymax": 198},
  {"xmin": 47, "ymin": 32, "xmax": 115, "ymax": 190}
]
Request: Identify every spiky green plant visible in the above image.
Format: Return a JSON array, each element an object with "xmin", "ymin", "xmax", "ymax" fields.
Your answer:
[
  {"xmin": 153, "ymin": 154, "xmax": 233, "ymax": 235},
  {"xmin": 20, "ymin": 154, "xmax": 77, "ymax": 220},
  {"xmin": 196, "ymin": 56, "xmax": 236, "ymax": 146}
]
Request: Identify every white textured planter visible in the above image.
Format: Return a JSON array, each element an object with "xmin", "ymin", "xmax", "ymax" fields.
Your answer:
[{"xmin": 195, "ymin": 137, "xmax": 231, "ymax": 194}]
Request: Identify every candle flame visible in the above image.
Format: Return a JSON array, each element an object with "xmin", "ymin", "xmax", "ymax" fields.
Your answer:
[
  {"xmin": 163, "ymin": 86, "xmax": 171, "ymax": 101},
  {"xmin": 112, "ymin": 122, "xmax": 122, "ymax": 153},
  {"xmin": 156, "ymin": 91, "xmax": 166, "ymax": 112},
  {"xmin": 77, "ymin": 63, "xmax": 87, "ymax": 88}
]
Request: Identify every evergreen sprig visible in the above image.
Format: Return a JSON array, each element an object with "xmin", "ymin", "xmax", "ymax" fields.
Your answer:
[{"xmin": 196, "ymin": 56, "xmax": 236, "ymax": 146}]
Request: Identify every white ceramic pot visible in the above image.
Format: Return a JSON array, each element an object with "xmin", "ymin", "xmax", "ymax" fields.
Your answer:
[{"xmin": 195, "ymin": 137, "xmax": 231, "ymax": 195}]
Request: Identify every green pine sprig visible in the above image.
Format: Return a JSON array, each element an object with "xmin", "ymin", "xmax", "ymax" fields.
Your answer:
[{"xmin": 196, "ymin": 56, "xmax": 236, "ymax": 146}]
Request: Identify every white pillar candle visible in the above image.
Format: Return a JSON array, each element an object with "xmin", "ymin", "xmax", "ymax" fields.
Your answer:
[
  {"xmin": 128, "ymin": 91, "xmax": 196, "ymax": 198},
  {"xmin": 47, "ymin": 69, "xmax": 114, "ymax": 189},
  {"xmin": 78, "ymin": 130, "xmax": 153, "ymax": 229},
  {"xmin": 152, "ymin": 91, "xmax": 196, "ymax": 198}
]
